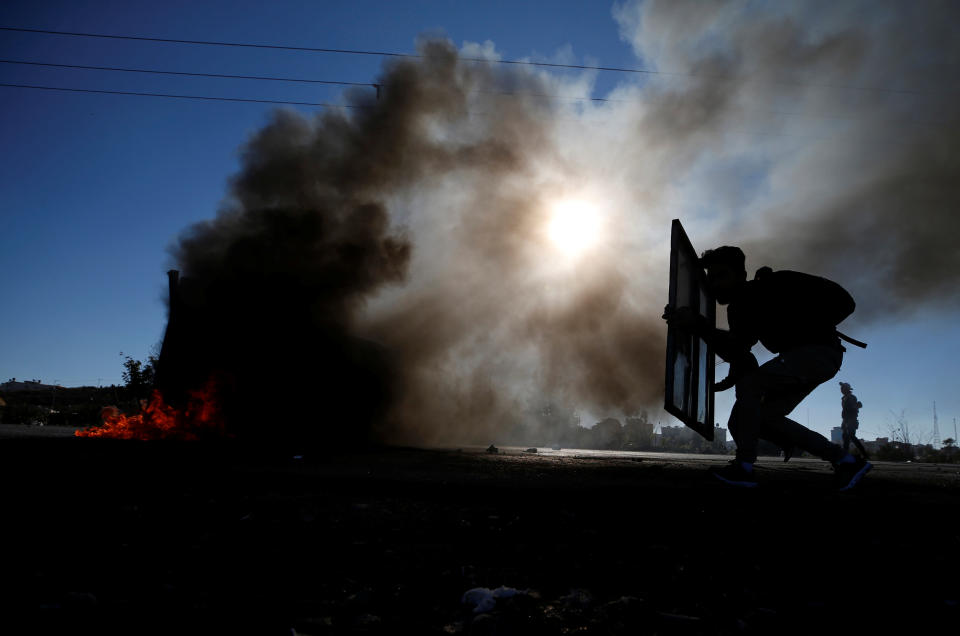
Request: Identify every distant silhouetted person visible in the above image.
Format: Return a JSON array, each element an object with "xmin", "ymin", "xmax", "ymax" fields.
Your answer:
[
  {"xmin": 664, "ymin": 246, "xmax": 871, "ymax": 490},
  {"xmin": 839, "ymin": 382, "xmax": 868, "ymax": 459}
]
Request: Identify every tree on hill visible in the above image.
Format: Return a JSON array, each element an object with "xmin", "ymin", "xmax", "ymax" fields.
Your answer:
[{"xmin": 120, "ymin": 353, "xmax": 157, "ymax": 401}]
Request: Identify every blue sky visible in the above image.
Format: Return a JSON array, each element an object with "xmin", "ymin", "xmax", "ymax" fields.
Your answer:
[
  {"xmin": 1, "ymin": 1, "xmax": 957, "ymax": 445},
  {"xmin": 0, "ymin": 0, "xmax": 633, "ymax": 384}
]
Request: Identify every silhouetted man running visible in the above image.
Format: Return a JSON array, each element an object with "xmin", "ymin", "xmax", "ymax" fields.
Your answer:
[
  {"xmin": 664, "ymin": 246, "xmax": 871, "ymax": 490},
  {"xmin": 839, "ymin": 382, "xmax": 869, "ymax": 459}
]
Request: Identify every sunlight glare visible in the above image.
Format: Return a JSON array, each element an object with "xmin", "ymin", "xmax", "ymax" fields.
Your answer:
[{"xmin": 547, "ymin": 199, "xmax": 602, "ymax": 256}]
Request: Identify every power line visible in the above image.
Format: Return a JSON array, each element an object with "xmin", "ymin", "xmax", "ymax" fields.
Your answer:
[
  {"xmin": 0, "ymin": 82, "xmax": 934, "ymax": 150},
  {"xmin": 0, "ymin": 82, "xmax": 355, "ymax": 108},
  {"xmin": 0, "ymin": 58, "xmax": 379, "ymax": 89},
  {"xmin": 2, "ymin": 25, "xmax": 952, "ymax": 96},
  {"xmin": 0, "ymin": 81, "xmax": 603, "ymax": 118},
  {"xmin": 0, "ymin": 26, "xmax": 665, "ymax": 76},
  {"xmin": 0, "ymin": 81, "xmax": 826, "ymax": 136},
  {"xmin": 0, "ymin": 81, "xmax": 822, "ymax": 141},
  {"xmin": 0, "ymin": 26, "xmax": 413, "ymax": 61},
  {"xmin": 0, "ymin": 57, "xmax": 609, "ymax": 102},
  {"xmin": 3, "ymin": 56, "xmax": 953, "ymax": 121},
  {"xmin": 0, "ymin": 73, "xmax": 941, "ymax": 148}
]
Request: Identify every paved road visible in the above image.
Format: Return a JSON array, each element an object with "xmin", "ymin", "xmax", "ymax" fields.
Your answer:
[
  {"xmin": 0, "ymin": 423, "xmax": 81, "ymax": 438},
  {"xmin": 458, "ymin": 444, "xmax": 960, "ymax": 485}
]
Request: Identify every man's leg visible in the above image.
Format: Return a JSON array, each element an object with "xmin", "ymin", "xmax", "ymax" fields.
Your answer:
[
  {"xmin": 850, "ymin": 427, "xmax": 869, "ymax": 459},
  {"xmin": 712, "ymin": 400, "xmax": 760, "ymax": 486},
  {"xmin": 842, "ymin": 428, "xmax": 853, "ymax": 454},
  {"xmin": 750, "ymin": 347, "xmax": 872, "ymax": 488},
  {"xmin": 727, "ymin": 399, "xmax": 758, "ymax": 464},
  {"xmin": 737, "ymin": 345, "xmax": 846, "ymax": 464},
  {"xmin": 765, "ymin": 414, "xmax": 845, "ymax": 464}
]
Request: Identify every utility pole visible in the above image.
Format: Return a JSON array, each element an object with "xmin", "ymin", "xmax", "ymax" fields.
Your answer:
[
  {"xmin": 933, "ymin": 402, "xmax": 941, "ymax": 448},
  {"xmin": 50, "ymin": 379, "xmax": 60, "ymax": 421},
  {"xmin": 890, "ymin": 409, "xmax": 909, "ymax": 445}
]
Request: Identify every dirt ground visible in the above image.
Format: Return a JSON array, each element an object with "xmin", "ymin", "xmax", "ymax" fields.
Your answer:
[{"xmin": 1, "ymin": 431, "xmax": 958, "ymax": 634}]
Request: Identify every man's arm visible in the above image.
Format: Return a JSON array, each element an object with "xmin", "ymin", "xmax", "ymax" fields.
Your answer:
[
  {"xmin": 662, "ymin": 305, "xmax": 755, "ymax": 361},
  {"xmin": 662, "ymin": 306, "xmax": 758, "ymax": 391}
]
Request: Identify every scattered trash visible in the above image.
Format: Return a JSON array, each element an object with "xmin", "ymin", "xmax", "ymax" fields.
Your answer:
[
  {"xmin": 471, "ymin": 613, "xmax": 496, "ymax": 634},
  {"xmin": 354, "ymin": 614, "xmax": 381, "ymax": 627},
  {"xmin": 489, "ymin": 585, "xmax": 523, "ymax": 599},
  {"xmin": 486, "ymin": 444, "xmax": 499, "ymax": 454},
  {"xmin": 462, "ymin": 588, "xmax": 496, "ymax": 613},
  {"xmin": 63, "ymin": 591, "xmax": 98, "ymax": 608},
  {"xmin": 600, "ymin": 596, "xmax": 645, "ymax": 622},
  {"xmin": 559, "ymin": 588, "xmax": 593, "ymax": 608},
  {"xmin": 462, "ymin": 586, "xmax": 526, "ymax": 613},
  {"xmin": 299, "ymin": 503, "xmax": 318, "ymax": 523},
  {"xmin": 657, "ymin": 611, "xmax": 701, "ymax": 623}
]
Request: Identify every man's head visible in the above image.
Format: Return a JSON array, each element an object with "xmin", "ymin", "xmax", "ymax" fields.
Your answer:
[
  {"xmin": 700, "ymin": 246, "xmax": 747, "ymax": 305},
  {"xmin": 839, "ymin": 381, "xmax": 852, "ymax": 394}
]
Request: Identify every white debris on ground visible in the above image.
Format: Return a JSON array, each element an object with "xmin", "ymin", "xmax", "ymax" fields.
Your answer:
[{"xmin": 461, "ymin": 586, "xmax": 526, "ymax": 614}]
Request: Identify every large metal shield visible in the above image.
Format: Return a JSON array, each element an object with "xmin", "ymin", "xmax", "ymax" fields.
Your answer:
[{"xmin": 664, "ymin": 220, "xmax": 716, "ymax": 440}]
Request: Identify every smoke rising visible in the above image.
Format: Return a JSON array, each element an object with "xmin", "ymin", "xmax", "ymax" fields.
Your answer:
[
  {"xmin": 168, "ymin": 39, "xmax": 661, "ymax": 445},
  {"xmin": 168, "ymin": 2, "xmax": 960, "ymax": 445}
]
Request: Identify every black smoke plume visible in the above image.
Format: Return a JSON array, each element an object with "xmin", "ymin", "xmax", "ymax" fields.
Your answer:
[{"xmin": 163, "ymin": 40, "xmax": 645, "ymax": 446}]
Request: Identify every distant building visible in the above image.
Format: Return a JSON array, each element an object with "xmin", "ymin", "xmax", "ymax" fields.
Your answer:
[
  {"xmin": 863, "ymin": 437, "xmax": 888, "ymax": 455},
  {"xmin": 831, "ymin": 427, "xmax": 843, "ymax": 444},
  {"xmin": 591, "ymin": 418, "xmax": 624, "ymax": 449},
  {"xmin": 652, "ymin": 424, "xmax": 724, "ymax": 451},
  {"xmin": 713, "ymin": 426, "xmax": 727, "ymax": 447},
  {"xmin": 660, "ymin": 425, "xmax": 692, "ymax": 444}
]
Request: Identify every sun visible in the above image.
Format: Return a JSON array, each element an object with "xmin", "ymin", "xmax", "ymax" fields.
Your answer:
[{"xmin": 547, "ymin": 199, "xmax": 602, "ymax": 256}]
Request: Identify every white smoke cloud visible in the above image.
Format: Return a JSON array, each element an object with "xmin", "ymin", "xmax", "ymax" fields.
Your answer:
[{"xmin": 611, "ymin": 0, "xmax": 960, "ymax": 324}]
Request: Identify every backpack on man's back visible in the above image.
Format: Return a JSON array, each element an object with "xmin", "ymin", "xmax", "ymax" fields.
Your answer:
[{"xmin": 751, "ymin": 268, "xmax": 862, "ymax": 351}]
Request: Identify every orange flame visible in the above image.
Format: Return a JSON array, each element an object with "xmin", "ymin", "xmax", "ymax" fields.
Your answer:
[{"xmin": 76, "ymin": 380, "xmax": 226, "ymax": 440}]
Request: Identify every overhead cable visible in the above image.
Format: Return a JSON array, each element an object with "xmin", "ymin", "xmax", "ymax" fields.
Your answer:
[
  {"xmin": 0, "ymin": 82, "xmax": 354, "ymax": 108},
  {"xmin": 1, "ymin": 25, "xmax": 950, "ymax": 95},
  {"xmin": 0, "ymin": 58, "xmax": 379, "ymax": 88},
  {"xmin": 0, "ymin": 26, "xmax": 664, "ymax": 75},
  {"xmin": 0, "ymin": 82, "xmax": 926, "ymax": 150},
  {"xmin": 0, "ymin": 57, "xmax": 614, "ymax": 102}
]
